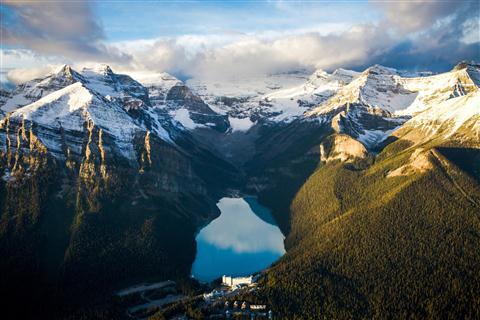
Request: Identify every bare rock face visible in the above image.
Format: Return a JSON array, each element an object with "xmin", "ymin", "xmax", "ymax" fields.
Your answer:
[
  {"xmin": 320, "ymin": 134, "xmax": 368, "ymax": 163},
  {"xmin": 387, "ymin": 148, "xmax": 433, "ymax": 177},
  {"xmin": 165, "ymin": 84, "xmax": 230, "ymax": 132},
  {"xmin": 166, "ymin": 84, "xmax": 213, "ymax": 114}
]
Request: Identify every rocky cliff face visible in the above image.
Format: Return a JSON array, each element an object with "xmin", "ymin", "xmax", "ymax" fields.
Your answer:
[
  {"xmin": 164, "ymin": 84, "xmax": 230, "ymax": 132},
  {"xmin": 320, "ymin": 134, "xmax": 369, "ymax": 163}
]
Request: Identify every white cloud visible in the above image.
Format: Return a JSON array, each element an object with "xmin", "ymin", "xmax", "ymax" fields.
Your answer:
[
  {"xmin": 0, "ymin": 49, "xmax": 59, "ymax": 69},
  {"xmin": 374, "ymin": 0, "xmax": 460, "ymax": 33},
  {"xmin": 1, "ymin": 0, "xmax": 130, "ymax": 63},
  {"xmin": 113, "ymin": 24, "xmax": 392, "ymax": 80},
  {"xmin": 6, "ymin": 65, "xmax": 62, "ymax": 84}
]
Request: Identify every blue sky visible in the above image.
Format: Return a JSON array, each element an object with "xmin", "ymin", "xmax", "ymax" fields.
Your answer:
[
  {"xmin": 1, "ymin": 0, "xmax": 479, "ymax": 83},
  {"xmin": 95, "ymin": 0, "xmax": 375, "ymax": 41}
]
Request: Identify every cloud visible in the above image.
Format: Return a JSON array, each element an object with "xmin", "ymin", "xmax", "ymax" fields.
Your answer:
[
  {"xmin": 374, "ymin": 0, "xmax": 480, "ymax": 44},
  {"xmin": 374, "ymin": 0, "xmax": 460, "ymax": 33},
  {"xmin": 115, "ymin": 25, "xmax": 393, "ymax": 80},
  {"xmin": 110, "ymin": 0, "xmax": 478, "ymax": 79},
  {"xmin": 193, "ymin": 26, "xmax": 391, "ymax": 78},
  {"xmin": 1, "ymin": 0, "xmax": 130, "ymax": 63},
  {"xmin": 357, "ymin": 0, "xmax": 478, "ymax": 72},
  {"xmin": 7, "ymin": 65, "xmax": 62, "ymax": 85}
]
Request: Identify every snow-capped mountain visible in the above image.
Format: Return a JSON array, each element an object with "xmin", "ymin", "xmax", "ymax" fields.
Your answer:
[
  {"xmin": 263, "ymin": 68, "xmax": 359, "ymax": 116},
  {"xmin": 1, "ymin": 64, "xmax": 152, "ymax": 116},
  {"xmin": 264, "ymin": 68, "xmax": 358, "ymax": 103},
  {"xmin": 307, "ymin": 65, "xmax": 417, "ymax": 115},
  {"xmin": 0, "ymin": 64, "xmax": 229, "ymax": 162},
  {"xmin": 0, "ymin": 65, "xmax": 177, "ymax": 165},
  {"xmin": 185, "ymin": 68, "xmax": 358, "ymax": 127},
  {"xmin": 306, "ymin": 63, "xmax": 478, "ymax": 118},
  {"xmin": 1, "ymin": 61, "xmax": 478, "ymax": 165},
  {"xmin": 0, "ymin": 65, "xmax": 82, "ymax": 114},
  {"xmin": 167, "ymin": 61, "xmax": 478, "ymax": 151},
  {"xmin": 3, "ymin": 82, "xmax": 144, "ymax": 160},
  {"xmin": 128, "ymin": 71, "xmax": 230, "ymax": 132},
  {"xmin": 394, "ymin": 90, "xmax": 480, "ymax": 145},
  {"xmin": 0, "ymin": 64, "xmax": 240, "ymax": 198},
  {"xmin": 396, "ymin": 62, "xmax": 479, "ymax": 116},
  {"xmin": 302, "ymin": 62, "xmax": 480, "ymax": 149},
  {"xmin": 128, "ymin": 71, "xmax": 182, "ymax": 107}
]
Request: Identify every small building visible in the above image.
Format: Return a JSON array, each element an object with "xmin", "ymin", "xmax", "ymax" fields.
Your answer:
[
  {"xmin": 251, "ymin": 304, "xmax": 267, "ymax": 310},
  {"xmin": 222, "ymin": 275, "xmax": 254, "ymax": 287},
  {"xmin": 241, "ymin": 301, "xmax": 249, "ymax": 309},
  {"xmin": 203, "ymin": 289, "xmax": 225, "ymax": 300}
]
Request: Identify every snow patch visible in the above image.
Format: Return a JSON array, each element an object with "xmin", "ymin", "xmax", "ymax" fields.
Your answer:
[
  {"xmin": 144, "ymin": 108, "xmax": 174, "ymax": 144},
  {"xmin": 403, "ymin": 91, "xmax": 480, "ymax": 140},
  {"xmin": 1, "ymin": 94, "xmax": 31, "ymax": 112},
  {"xmin": 171, "ymin": 108, "xmax": 203, "ymax": 130},
  {"xmin": 228, "ymin": 116, "xmax": 255, "ymax": 132},
  {"xmin": 357, "ymin": 128, "xmax": 397, "ymax": 149},
  {"xmin": 12, "ymin": 82, "xmax": 92, "ymax": 131}
]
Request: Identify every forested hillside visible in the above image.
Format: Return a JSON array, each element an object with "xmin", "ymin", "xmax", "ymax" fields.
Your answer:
[{"xmin": 261, "ymin": 138, "xmax": 480, "ymax": 319}]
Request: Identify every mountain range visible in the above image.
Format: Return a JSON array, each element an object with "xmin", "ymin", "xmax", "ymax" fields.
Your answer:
[{"xmin": 0, "ymin": 61, "xmax": 479, "ymax": 319}]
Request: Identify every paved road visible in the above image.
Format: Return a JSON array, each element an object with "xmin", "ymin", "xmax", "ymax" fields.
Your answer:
[{"xmin": 116, "ymin": 280, "xmax": 176, "ymax": 297}]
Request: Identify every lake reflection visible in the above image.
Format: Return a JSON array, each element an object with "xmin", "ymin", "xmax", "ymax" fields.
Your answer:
[{"xmin": 191, "ymin": 197, "xmax": 285, "ymax": 282}]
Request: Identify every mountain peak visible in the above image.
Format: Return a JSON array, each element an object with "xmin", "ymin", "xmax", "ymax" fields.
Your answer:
[
  {"xmin": 452, "ymin": 61, "xmax": 480, "ymax": 87},
  {"xmin": 364, "ymin": 64, "xmax": 398, "ymax": 76},
  {"xmin": 331, "ymin": 68, "xmax": 360, "ymax": 83},
  {"xmin": 102, "ymin": 65, "xmax": 114, "ymax": 75},
  {"xmin": 83, "ymin": 64, "xmax": 114, "ymax": 77},
  {"xmin": 453, "ymin": 60, "xmax": 480, "ymax": 71},
  {"xmin": 55, "ymin": 64, "xmax": 82, "ymax": 82},
  {"xmin": 396, "ymin": 90, "xmax": 480, "ymax": 144},
  {"xmin": 332, "ymin": 68, "xmax": 358, "ymax": 77},
  {"xmin": 56, "ymin": 64, "xmax": 72, "ymax": 74},
  {"xmin": 310, "ymin": 69, "xmax": 329, "ymax": 79},
  {"xmin": 127, "ymin": 71, "xmax": 181, "ymax": 87}
]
